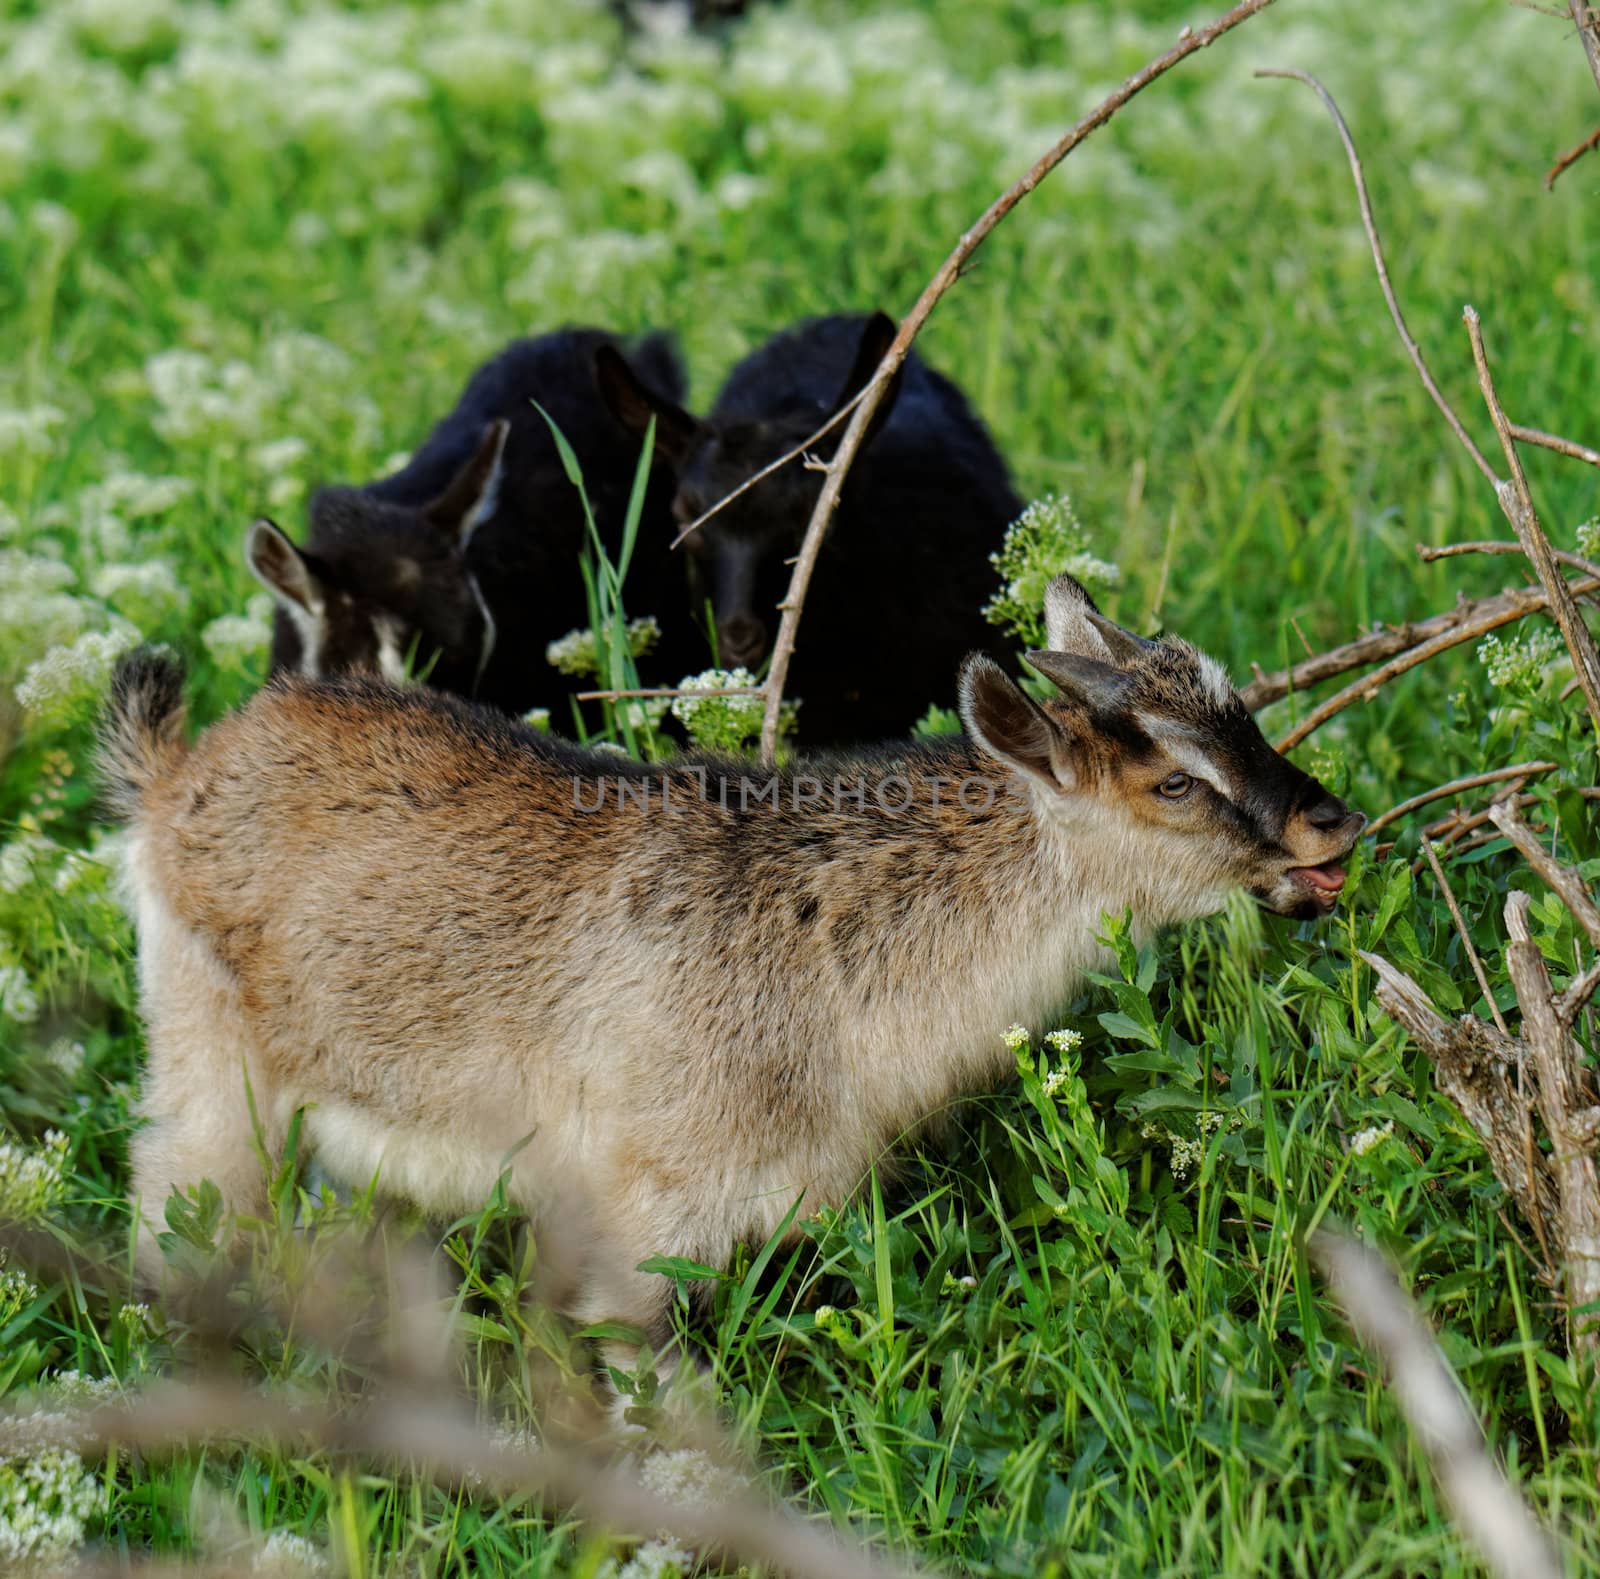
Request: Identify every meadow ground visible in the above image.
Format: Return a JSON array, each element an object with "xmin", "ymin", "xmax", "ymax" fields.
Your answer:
[{"xmin": 1, "ymin": 0, "xmax": 1599, "ymax": 1573}]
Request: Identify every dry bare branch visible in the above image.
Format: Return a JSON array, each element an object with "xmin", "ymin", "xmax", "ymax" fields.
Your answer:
[
  {"xmin": 1238, "ymin": 578, "xmax": 1600, "ymax": 713},
  {"xmin": 1488, "ymin": 801, "xmax": 1600, "ymax": 1026},
  {"xmin": 1253, "ymin": 69, "xmax": 1497, "ymax": 483},
  {"xmin": 756, "ymin": 0, "xmax": 1284, "ymax": 760},
  {"xmin": 1417, "ymin": 540, "xmax": 1600, "ymax": 577},
  {"xmin": 1421, "ymin": 839, "xmax": 1511, "ymax": 1037},
  {"xmin": 1488, "ymin": 802, "xmax": 1600, "ymax": 952},
  {"xmin": 1505, "ymin": 890, "xmax": 1600, "ymax": 1357},
  {"xmin": 1366, "ymin": 762, "xmax": 1558, "ymax": 838},
  {"xmin": 1464, "ymin": 307, "xmax": 1600, "ymax": 736},
  {"xmin": 1310, "ymin": 1232, "xmax": 1564, "ymax": 1579},
  {"xmin": 1269, "ymin": 576, "xmax": 1600, "ymax": 751},
  {"xmin": 1359, "ymin": 951, "xmax": 1557, "ymax": 1239},
  {"xmin": 1568, "ymin": 0, "xmax": 1600, "ymax": 100},
  {"xmin": 1545, "ymin": 124, "xmax": 1600, "ymax": 189},
  {"xmin": 1507, "ymin": 422, "xmax": 1600, "ymax": 469}
]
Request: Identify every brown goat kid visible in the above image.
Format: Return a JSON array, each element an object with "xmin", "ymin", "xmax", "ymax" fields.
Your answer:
[{"xmin": 102, "ymin": 577, "xmax": 1363, "ymax": 1368}]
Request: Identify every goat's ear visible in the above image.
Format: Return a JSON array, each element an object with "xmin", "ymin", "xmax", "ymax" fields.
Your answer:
[
  {"xmin": 425, "ymin": 418, "xmax": 508, "ymax": 545},
  {"xmin": 1025, "ymin": 650, "xmax": 1133, "ymax": 713},
  {"xmin": 594, "ymin": 345, "xmax": 699, "ymax": 466},
  {"xmin": 828, "ymin": 310, "xmax": 903, "ymax": 451},
  {"xmin": 1042, "ymin": 574, "xmax": 1155, "ymax": 667},
  {"xmin": 958, "ymin": 654, "xmax": 1078, "ymax": 790},
  {"xmin": 246, "ymin": 518, "xmax": 324, "ymax": 615}
]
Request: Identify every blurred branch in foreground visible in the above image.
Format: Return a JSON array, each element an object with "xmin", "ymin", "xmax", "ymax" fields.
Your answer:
[{"xmin": 1311, "ymin": 1231, "xmax": 1564, "ymax": 1579}]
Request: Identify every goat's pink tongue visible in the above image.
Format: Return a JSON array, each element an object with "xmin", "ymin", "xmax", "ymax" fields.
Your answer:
[{"xmin": 1292, "ymin": 863, "xmax": 1347, "ymax": 893}]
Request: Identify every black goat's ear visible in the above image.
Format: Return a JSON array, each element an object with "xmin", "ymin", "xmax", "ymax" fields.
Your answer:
[
  {"xmin": 828, "ymin": 310, "xmax": 903, "ymax": 451},
  {"xmin": 246, "ymin": 518, "xmax": 324, "ymax": 615},
  {"xmin": 594, "ymin": 345, "xmax": 700, "ymax": 466},
  {"xmin": 958, "ymin": 654, "xmax": 1079, "ymax": 791},
  {"xmin": 426, "ymin": 419, "xmax": 508, "ymax": 545}
]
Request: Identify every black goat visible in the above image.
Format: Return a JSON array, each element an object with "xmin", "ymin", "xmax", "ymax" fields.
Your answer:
[
  {"xmin": 247, "ymin": 327, "xmax": 696, "ymax": 716},
  {"xmin": 597, "ymin": 312, "xmax": 1021, "ymax": 742}
]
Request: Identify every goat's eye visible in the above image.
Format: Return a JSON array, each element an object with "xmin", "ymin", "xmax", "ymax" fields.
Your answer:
[{"xmin": 1157, "ymin": 772, "xmax": 1194, "ymax": 800}]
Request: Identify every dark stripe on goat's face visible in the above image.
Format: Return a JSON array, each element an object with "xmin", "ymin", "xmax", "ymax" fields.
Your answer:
[{"xmin": 1104, "ymin": 638, "xmax": 1336, "ymax": 853}]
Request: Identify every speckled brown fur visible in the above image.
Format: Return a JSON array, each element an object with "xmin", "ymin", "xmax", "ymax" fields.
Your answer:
[{"xmin": 102, "ymin": 578, "xmax": 1363, "ymax": 1361}]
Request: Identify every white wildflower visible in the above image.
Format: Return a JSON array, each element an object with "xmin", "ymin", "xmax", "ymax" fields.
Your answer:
[
  {"xmin": 0, "ymin": 1443, "xmax": 106, "ymax": 1568},
  {"xmin": 638, "ymin": 1448, "xmax": 750, "ymax": 1511},
  {"xmin": 91, "ymin": 561, "xmax": 188, "ymax": 624},
  {"xmin": 1349, "ymin": 1120, "xmax": 1395, "ymax": 1158},
  {"xmin": 89, "ymin": 471, "xmax": 193, "ymax": 521},
  {"xmin": 0, "ymin": 831, "xmax": 56, "ymax": 895},
  {"xmin": 201, "ymin": 595, "xmax": 274, "ymax": 667},
  {"xmin": 253, "ymin": 1530, "xmax": 332, "ymax": 1577},
  {"xmin": 0, "ymin": 404, "xmax": 66, "ymax": 456},
  {"xmin": 1041, "ymin": 1069, "xmax": 1071, "ymax": 1099},
  {"xmin": 68, "ymin": 0, "xmax": 179, "ymax": 55},
  {"xmin": 1477, "ymin": 628, "xmax": 1564, "ymax": 694},
  {"xmin": 0, "ymin": 1256, "xmax": 39, "ymax": 1322},
  {"xmin": 616, "ymin": 1539, "xmax": 695, "ymax": 1579},
  {"xmin": 1001, "ymin": 1023, "xmax": 1030, "ymax": 1055},
  {"xmin": 16, "ymin": 626, "xmax": 140, "ymax": 725},
  {"xmin": 985, "ymin": 494, "xmax": 1121, "ymax": 647},
  {"xmin": 0, "ymin": 551, "xmax": 87, "ymax": 661},
  {"xmin": 1044, "ymin": 1028, "xmax": 1082, "ymax": 1057},
  {"xmin": 1577, "ymin": 518, "xmax": 1599, "ymax": 560},
  {"xmin": 547, "ymin": 617, "xmax": 661, "ymax": 679},
  {"xmin": 669, "ymin": 667, "xmax": 769, "ymax": 751},
  {"xmin": 0, "ymin": 1130, "xmax": 69, "ymax": 1218},
  {"xmin": 42, "ymin": 1372, "xmax": 119, "ymax": 1408},
  {"xmin": 42, "ymin": 1040, "xmax": 85, "ymax": 1080},
  {"xmin": 713, "ymin": 172, "xmax": 767, "ymax": 211},
  {"xmin": 253, "ymin": 436, "xmax": 310, "ymax": 474},
  {"xmin": 0, "ymin": 966, "xmax": 40, "ymax": 1028}
]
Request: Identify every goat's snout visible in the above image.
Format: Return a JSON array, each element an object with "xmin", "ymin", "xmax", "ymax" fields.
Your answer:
[
  {"xmin": 1304, "ymin": 793, "xmax": 1362, "ymax": 834},
  {"xmin": 718, "ymin": 614, "xmax": 768, "ymax": 668}
]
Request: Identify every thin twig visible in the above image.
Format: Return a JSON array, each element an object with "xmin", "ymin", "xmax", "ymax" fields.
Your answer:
[
  {"xmin": 1271, "ymin": 576, "xmax": 1600, "ymax": 751},
  {"xmin": 1253, "ymin": 69, "xmax": 1497, "ymax": 484},
  {"xmin": 1563, "ymin": 960, "xmax": 1600, "ymax": 1023},
  {"xmin": 1418, "ymin": 540, "xmax": 1600, "ymax": 577},
  {"xmin": 1423, "ymin": 793, "xmax": 1540, "ymax": 851},
  {"xmin": 1311, "ymin": 1232, "xmax": 1564, "ymax": 1579},
  {"xmin": 1506, "ymin": 421, "xmax": 1600, "ymax": 469},
  {"xmin": 1444, "ymin": 823, "xmax": 1548, "ymax": 863},
  {"xmin": 669, "ymin": 392, "xmax": 867, "ymax": 548},
  {"xmin": 1240, "ymin": 576, "xmax": 1600, "ymax": 713},
  {"xmin": 1569, "ymin": 0, "xmax": 1600, "ymax": 101},
  {"xmin": 1421, "ymin": 839, "xmax": 1511, "ymax": 1036},
  {"xmin": 1545, "ymin": 125, "xmax": 1600, "ymax": 189},
  {"xmin": 574, "ymin": 685, "xmax": 762, "ymax": 702},
  {"xmin": 1367, "ymin": 762, "xmax": 1558, "ymax": 838},
  {"xmin": 1465, "ymin": 307, "xmax": 1600, "ymax": 737},
  {"xmin": 756, "ymin": 0, "xmax": 1284, "ymax": 761}
]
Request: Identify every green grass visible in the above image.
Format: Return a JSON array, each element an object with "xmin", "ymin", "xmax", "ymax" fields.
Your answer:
[{"xmin": 2, "ymin": 0, "xmax": 1599, "ymax": 1572}]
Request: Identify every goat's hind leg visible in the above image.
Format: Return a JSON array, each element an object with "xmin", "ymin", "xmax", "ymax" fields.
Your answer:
[{"xmin": 128, "ymin": 891, "xmax": 284, "ymax": 1278}]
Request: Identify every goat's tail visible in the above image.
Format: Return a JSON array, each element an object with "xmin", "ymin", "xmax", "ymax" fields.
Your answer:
[{"xmin": 98, "ymin": 648, "xmax": 190, "ymax": 822}]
